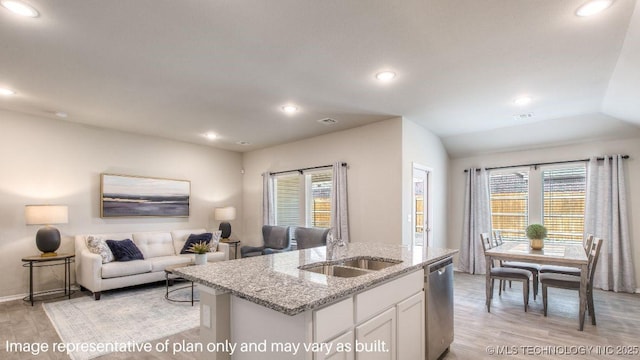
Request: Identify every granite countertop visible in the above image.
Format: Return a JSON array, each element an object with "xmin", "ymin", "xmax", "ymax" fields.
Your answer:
[{"xmin": 174, "ymin": 242, "xmax": 458, "ymax": 316}]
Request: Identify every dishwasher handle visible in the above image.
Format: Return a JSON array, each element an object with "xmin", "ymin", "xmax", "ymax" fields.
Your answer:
[{"xmin": 428, "ymin": 257, "xmax": 453, "ymax": 274}]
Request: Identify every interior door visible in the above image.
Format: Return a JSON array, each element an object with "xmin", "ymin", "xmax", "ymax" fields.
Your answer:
[{"xmin": 412, "ymin": 165, "xmax": 432, "ymax": 247}]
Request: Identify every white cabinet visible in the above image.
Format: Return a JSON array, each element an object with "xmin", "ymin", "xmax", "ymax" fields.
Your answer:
[
  {"xmin": 317, "ymin": 331, "xmax": 354, "ymax": 360},
  {"xmin": 397, "ymin": 292, "xmax": 425, "ymax": 360},
  {"xmin": 355, "ymin": 307, "xmax": 396, "ymax": 360}
]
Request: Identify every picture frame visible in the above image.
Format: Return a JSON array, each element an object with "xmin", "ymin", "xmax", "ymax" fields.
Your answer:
[{"xmin": 100, "ymin": 173, "xmax": 190, "ymax": 218}]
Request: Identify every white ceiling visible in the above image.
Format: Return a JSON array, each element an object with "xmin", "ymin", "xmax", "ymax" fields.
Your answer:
[{"xmin": 1, "ymin": 0, "xmax": 639, "ymax": 156}]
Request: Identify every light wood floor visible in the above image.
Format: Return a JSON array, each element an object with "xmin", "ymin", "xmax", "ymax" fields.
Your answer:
[{"xmin": 1, "ymin": 273, "xmax": 639, "ymax": 359}]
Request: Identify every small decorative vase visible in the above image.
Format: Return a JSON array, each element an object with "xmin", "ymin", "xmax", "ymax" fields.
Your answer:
[
  {"xmin": 194, "ymin": 253, "xmax": 207, "ymax": 265},
  {"xmin": 529, "ymin": 238, "xmax": 544, "ymax": 250}
]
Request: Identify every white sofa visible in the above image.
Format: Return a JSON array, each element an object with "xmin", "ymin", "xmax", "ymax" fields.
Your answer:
[{"xmin": 75, "ymin": 228, "xmax": 229, "ymax": 300}]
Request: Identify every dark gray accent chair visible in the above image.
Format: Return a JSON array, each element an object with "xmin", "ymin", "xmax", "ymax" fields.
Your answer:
[
  {"xmin": 295, "ymin": 227, "xmax": 330, "ymax": 250},
  {"xmin": 240, "ymin": 225, "xmax": 292, "ymax": 258}
]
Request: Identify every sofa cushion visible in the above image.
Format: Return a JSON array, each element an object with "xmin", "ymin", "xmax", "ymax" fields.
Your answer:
[
  {"xmin": 180, "ymin": 233, "xmax": 213, "ymax": 254},
  {"xmin": 178, "ymin": 252, "xmax": 225, "ymax": 263},
  {"xmin": 106, "ymin": 239, "xmax": 145, "ymax": 261},
  {"xmin": 148, "ymin": 256, "xmax": 192, "ymax": 272},
  {"xmin": 171, "ymin": 228, "xmax": 208, "ymax": 254},
  {"xmin": 86, "ymin": 236, "xmax": 114, "ymax": 263},
  {"xmin": 102, "ymin": 260, "xmax": 151, "ymax": 279},
  {"xmin": 133, "ymin": 232, "xmax": 175, "ymax": 258}
]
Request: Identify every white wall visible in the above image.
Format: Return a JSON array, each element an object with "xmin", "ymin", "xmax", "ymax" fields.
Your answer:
[
  {"xmin": 0, "ymin": 110, "xmax": 243, "ymax": 299},
  {"xmin": 447, "ymin": 136, "xmax": 640, "ymax": 283},
  {"xmin": 401, "ymin": 119, "xmax": 450, "ymax": 247},
  {"xmin": 242, "ymin": 118, "xmax": 403, "ymax": 246}
]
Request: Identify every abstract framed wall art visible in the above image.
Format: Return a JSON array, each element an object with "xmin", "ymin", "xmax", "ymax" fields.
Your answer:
[{"xmin": 100, "ymin": 174, "xmax": 190, "ymax": 217}]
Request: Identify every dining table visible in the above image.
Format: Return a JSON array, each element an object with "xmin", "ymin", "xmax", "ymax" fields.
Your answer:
[{"xmin": 485, "ymin": 242, "xmax": 589, "ymax": 330}]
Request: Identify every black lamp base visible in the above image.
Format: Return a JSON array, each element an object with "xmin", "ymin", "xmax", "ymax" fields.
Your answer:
[
  {"xmin": 219, "ymin": 222, "xmax": 231, "ymax": 239},
  {"xmin": 36, "ymin": 226, "xmax": 61, "ymax": 257}
]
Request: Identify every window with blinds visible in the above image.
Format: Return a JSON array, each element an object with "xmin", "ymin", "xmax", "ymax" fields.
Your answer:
[
  {"xmin": 309, "ymin": 172, "xmax": 332, "ymax": 228},
  {"xmin": 489, "ymin": 171, "xmax": 529, "ymax": 241},
  {"xmin": 543, "ymin": 166, "xmax": 586, "ymax": 242},
  {"xmin": 274, "ymin": 174, "xmax": 301, "ymax": 226},
  {"xmin": 274, "ymin": 170, "xmax": 333, "ymax": 228}
]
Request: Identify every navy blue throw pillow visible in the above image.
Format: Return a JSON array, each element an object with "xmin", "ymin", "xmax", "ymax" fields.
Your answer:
[
  {"xmin": 180, "ymin": 233, "xmax": 213, "ymax": 254},
  {"xmin": 105, "ymin": 239, "xmax": 144, "ymax": 261}
]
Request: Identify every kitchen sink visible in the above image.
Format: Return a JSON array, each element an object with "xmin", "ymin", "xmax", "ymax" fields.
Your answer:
[
  {"xmin": 299, "ymin": 256, "xmax": 402, "ymax": 277},
  {"xmin": 339, "ymin": 257, "xmax": 402, "ymax": 270},
  {"xmin": 300, "ymin": 264, "xmax": 370, "ymax": 277}
]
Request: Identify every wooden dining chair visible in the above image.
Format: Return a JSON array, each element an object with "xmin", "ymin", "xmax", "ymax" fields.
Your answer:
[
  {"xmin": 493, "ymin": 230, "xmax": 540, "ymax": 300},
  {"xmin": 539, "ymin": 234, "xmax": 594, "ymax": 277},
  {"xmin": 540, "ymin": 238, "xmax": 603, "ymax": 325},
  {"xmin": 481, "ymin": 233, "xmax": 532, "ymax": 312}
]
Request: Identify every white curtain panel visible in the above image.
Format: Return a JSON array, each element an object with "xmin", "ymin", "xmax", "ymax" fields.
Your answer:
[
  {"xmin": 585, "ymin": 156, "xmax": 636, "ymax": 293},
  {"xmin": 262, "ymin": 172, "xmax": 275, "ymax": 226},
  {"xmin": 459, "ymin": 168, "xmax": 492, "ymax": 275},
  {"xmin": 330, "ymin": 162, "xmax": 350, "ymax": 243}
]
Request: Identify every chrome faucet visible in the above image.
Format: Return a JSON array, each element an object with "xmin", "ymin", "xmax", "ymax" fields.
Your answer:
[{"xmin": 326, "ymin": 229, "xmax": 346, "ymax": 260}]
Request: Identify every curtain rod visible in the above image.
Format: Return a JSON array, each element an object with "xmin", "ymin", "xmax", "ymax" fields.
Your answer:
[
  {"xmin": 269, "ymin": 162, "xmax": 347, "ymax": 176},
  {"xmin": 463, "ymin": 155, "xmax": 629, "ymax": 172}
]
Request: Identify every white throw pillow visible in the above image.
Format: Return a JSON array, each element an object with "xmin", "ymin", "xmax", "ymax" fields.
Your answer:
[
  {"xmin": 86, "ymin": 235, "xmax": 115, "ymax": 263},
  {"xmin": 210, "ymin": 230, "xmax": 222, "ymax": 252}
]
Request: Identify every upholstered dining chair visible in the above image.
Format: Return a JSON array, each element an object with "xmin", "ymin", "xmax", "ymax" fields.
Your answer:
[
  {"xmin": 481, "ymin": 233, "xmax": 533, "ymax": 312},
  {"xmin": 540, "ymin": 237, "xmax": 603, "ymax": 325},
  {"xmin": 539, "ymin": 234, "xmax": 594, "ymax": 277},
  {"xmin": 240, "ymin": 225, "xmax": 292, "ymax": 257},
  {"xmin": 493, "ymin": 230, "xmax": 541, "ymax": 300}
]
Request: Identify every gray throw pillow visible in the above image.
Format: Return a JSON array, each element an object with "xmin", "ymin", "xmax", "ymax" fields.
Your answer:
[
  {"xmin": 210, "ymin": 230, "xmax": 222, "ymax": 252},
  {"xmin": 86, "ymin": 236, "xmax": 115, "ymax": 264}
]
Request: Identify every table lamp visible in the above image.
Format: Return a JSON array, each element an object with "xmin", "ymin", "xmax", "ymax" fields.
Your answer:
[
  {"xmin": 25, "ymin": 205, "xmax": 68, "ymax": 257},
  {"xmin": 214, "ymin": 206, "xmax": 236, "ymax": 240}
]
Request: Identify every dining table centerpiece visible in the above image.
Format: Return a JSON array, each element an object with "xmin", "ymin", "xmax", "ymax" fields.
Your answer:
[{"xmin": 526, "ymin": 223, "xmax": 547, "ymax": 250}]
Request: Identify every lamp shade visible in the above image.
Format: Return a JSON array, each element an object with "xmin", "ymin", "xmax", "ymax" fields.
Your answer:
[
  {"xmin": 25, "ymin": 205, "xmax": 68, "ymax": 225},
  {"xmin": 214, "ymin": 206, "xmax": 236, "ymax": 221}
]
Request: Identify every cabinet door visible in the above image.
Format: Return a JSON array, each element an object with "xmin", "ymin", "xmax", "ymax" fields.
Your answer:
[
  {"xmin": 316, "ymin": 331, "xmax": 354, "ymax": 360},
  {"xmin": 355, "ymin": 308, "xmax": 396, "ymax": 360},
  {"xmin": 397, "ymin": 292, "xmax": 425, "ymax": 360}
]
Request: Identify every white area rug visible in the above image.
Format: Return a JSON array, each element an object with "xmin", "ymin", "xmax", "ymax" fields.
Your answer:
[{"xmin": 43, "ymin": 285, "xmax": 199, "ymax": 360}]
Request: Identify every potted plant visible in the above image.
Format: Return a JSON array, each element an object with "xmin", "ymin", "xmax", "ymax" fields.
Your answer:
[
  {"xmin": 526, "ymin": 224, "xmax": 547, "ymax": 250},
  {"xmin": 188, "ymin": 241, "xmax": 210, "ymax": 265}
]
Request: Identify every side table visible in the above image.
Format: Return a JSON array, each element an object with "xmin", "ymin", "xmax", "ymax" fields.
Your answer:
[
  {"xmin": 221, "ymin": 239, "xmax": 241, "ymax": 259},
  {"xmin": 22, "ymin": 253, "xmax": 75, "ymax": 306},
  {"xmin": 165, "ymin": 263, "xmax": 198, "ymax": 306}
]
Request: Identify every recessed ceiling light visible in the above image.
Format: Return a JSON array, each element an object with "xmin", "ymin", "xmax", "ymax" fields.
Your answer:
[
  {"xmin": 576, "ymin": 0, "xmax": 614, "ymax": 17},
  {"xmin": 513, "ymin": 96, "xmax": 532, "ymax": 106},
  {"xmin": 236, "ymin": 141, "xmax": 251, "ymax": 146},
  {"xmin": 55, "ymin": 112, "xmax": 68, "ymax": 118},
  {"xmin": 1, "ymin": 0, "xmax": 39, "ymax": 17},
  {"xmin": 281, "ymin": 105, "xmax": 299, "ymax": 113},
  {"xmin": 204, "ymin": 132, "xmax": 217, "ymax": 140},
  {"xmin": 0, "ymin": 87, "xmax": 16, "ymax": 96},
  {"xmin": 375, "ymin": 71, "xmax": 396, "ymax": 81}
]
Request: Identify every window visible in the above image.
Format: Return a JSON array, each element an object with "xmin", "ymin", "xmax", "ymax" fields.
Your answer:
[
  {"xmin": 489, "ymin": 164, "xmax": 586, "ymax": 242},
  {"xmin": 489, "ymin": 170, "xmax": 529, "ymax": 241},
  {"xmin": 274, "ymin": 170, "xmax": 332, "ymax": 228},
  {"xmin": 543, "ymin": 167, "xmax": 586, "ymax": 242}
]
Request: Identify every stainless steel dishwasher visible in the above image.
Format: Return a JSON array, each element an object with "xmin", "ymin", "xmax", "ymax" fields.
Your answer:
[{"xmin": 425, "ymin": 257, "xmax": 454, "ymax": 360}]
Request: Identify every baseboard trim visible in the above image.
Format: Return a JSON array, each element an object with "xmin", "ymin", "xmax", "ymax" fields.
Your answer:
[
  {"xmin": 0, "ymin": 286, "xmax": 80, "ymax": 303},
  {"xmin": 0, "ymin": 293, "xmax": 25, "ymax": 303}
]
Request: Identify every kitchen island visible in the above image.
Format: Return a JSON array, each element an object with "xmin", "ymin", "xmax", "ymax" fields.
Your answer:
[{"xmin": 175, "ymin": 242, "xmax": 458, "ymax": 360}]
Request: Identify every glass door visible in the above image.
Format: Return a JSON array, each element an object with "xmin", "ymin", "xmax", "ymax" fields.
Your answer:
[{"xmin": 412, "ymin": 165, "xmax": 432, "ymax": 247}]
